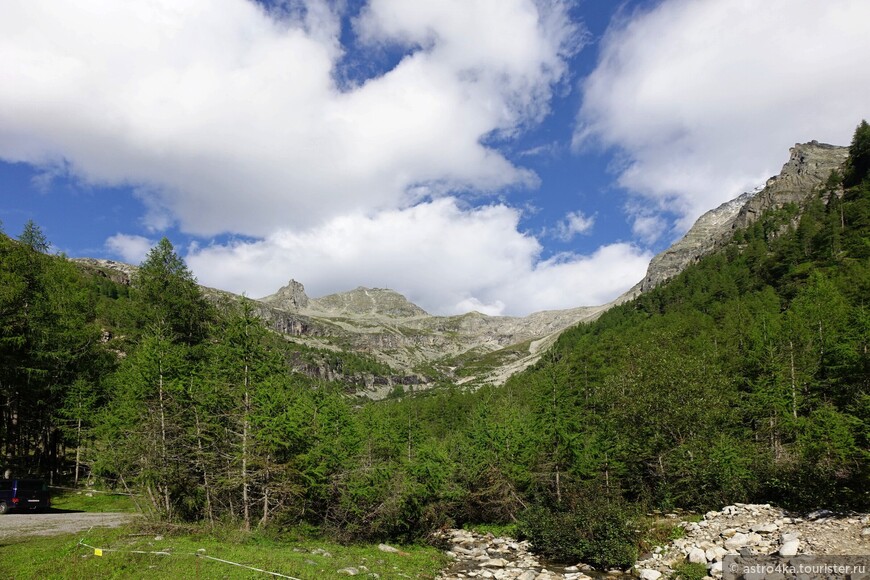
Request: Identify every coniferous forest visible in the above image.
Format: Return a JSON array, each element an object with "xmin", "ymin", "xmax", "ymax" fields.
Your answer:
[{"xmin": 1, "ymin": 122, "xmax": 868, "ymax": 567}]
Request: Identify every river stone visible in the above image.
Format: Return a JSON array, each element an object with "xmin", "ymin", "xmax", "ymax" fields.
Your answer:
[
  {"xmin": 480, "ymin": 558, "xmax": 507, "ymax": 567},
  {"xmin": 779, "ymin": 539, "xmax": 800, "ymax": 556},
  {"xmin": 639, "ymin": 570, "xmax": 662, "ymax": 580},
  {"xmin": 516, "ymin": 572, "xmax": 537, "ymax": 580},
  {"xmin": 751, "ymin": 523, "xmax": 778, "ymax": 534},
  {"xmin": 337, "ymin": 567, "xmax": 359, "ymax": 575},
  {"xmin": 724, "ymin": 533, "xmax": 749, "ymax": 550},
  {"xmin": 688, "ymin": 548, "xmax": 707, "ymax": 564}
]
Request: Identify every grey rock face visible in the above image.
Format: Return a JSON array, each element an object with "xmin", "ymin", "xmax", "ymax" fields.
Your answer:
[
  {"xmin": 260, "ymin": 279, "xmax": 309, "ymax": 311},
  {"xmin": 734, "ymin": 142, "xmax": 848, "ymax": 231},
  {"xmin": 637, "ymin": 190, "xmax": 758, "ymax": 294},
  {"xmin": 634, "ymin": 141, "xmax": 848, "ymax": 296},
  {"xmin": 307, "ymin": 286, "xmax": 429, "ymax": 319}
]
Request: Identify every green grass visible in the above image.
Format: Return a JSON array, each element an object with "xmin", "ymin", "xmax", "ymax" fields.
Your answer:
[
  {"xmin": 0, "ymin": 525, "xmax": 449, "ymax": 579},
  {"xmin": 639, "ymin": 516, "xmax": 689, "ymax": 555},
  {"xmin": 672, "ymin": 561, "xmax": 709, "ymax": 580},
  {"xmin": 50, "ymin": 489, "xmax": 140, "ymax": 513},
  {"xmin": 461, "ymin": 522, "xmax": 519, "ymax": 538}
]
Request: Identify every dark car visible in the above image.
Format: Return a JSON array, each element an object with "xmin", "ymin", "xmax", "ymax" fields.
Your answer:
[{"xmin": 0, "ymin": 479, "xmax": 51, "ymax": 513}]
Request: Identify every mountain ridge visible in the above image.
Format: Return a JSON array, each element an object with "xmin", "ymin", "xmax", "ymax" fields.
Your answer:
[{"xmin": 73, "ymin": 140, "xmax": 849, "ymax": 396}]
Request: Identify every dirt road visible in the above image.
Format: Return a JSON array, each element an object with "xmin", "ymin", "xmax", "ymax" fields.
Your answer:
[{"xmin": 0, "ymin": 511, "xmax": 135, "ymax": 540}]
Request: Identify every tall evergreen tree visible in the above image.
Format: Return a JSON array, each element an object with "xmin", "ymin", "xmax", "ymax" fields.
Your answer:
[
  {"xmin": 18, "ymin": 219, "xmax": 49, "ymax": 253},
  {"xmin": 134, "ymin": 237, "xmax": 212, "ymax": 345},
  {"xmin": 844, "ymin": 119, "xmax": 870, "ymax": 187}
]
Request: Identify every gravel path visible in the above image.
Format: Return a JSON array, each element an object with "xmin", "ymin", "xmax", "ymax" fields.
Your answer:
[{"xmin": 0, "ymin": 511, "xmax": 136, "ymax": 540}]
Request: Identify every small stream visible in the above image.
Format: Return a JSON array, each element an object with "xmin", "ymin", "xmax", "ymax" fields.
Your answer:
[{"xmin": 434, "ymin": 529, "xmax": 634, "ymax": 580}]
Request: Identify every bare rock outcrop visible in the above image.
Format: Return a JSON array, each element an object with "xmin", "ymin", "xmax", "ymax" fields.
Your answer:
[
  {"xmin": 307, "ymin": 286, "xmax": 429, "ymax": 319},
  {"xmin": 260, "ymin": 279, "xmax": 309, "ymax": 311},
  {"xmin": 631, "ymin": 141, "xmax": 848, "ymax": 296},
  {"xmin": 733, "ymin": 141, "xmax": 848, "ymax": 230}
]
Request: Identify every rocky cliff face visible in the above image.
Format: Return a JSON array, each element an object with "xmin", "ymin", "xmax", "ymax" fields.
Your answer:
[
  {"xmin": 308, "ymin": 287, "xmax": 429, "ymax": 319},
  {"xmin": 631, "ymin": 141, "xmax": 848, "ymax": 296},
  {"xmin": 261, "ymin": 279, "xmax": 309, "ymax": 311},
  {"xmin": 733, "ymin": 141, "xmax": 848, "ymax": 230}
]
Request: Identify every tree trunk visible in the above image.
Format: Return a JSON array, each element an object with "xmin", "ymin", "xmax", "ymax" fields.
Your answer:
[
  {"xmin": 789, "ymin": 341, "xmax": 798, "ymax": 419},
  {"xmin": 157, "ymin": 361, "xmax": 171, "ymax": 517},
  {"xmin": 193, "ymin": 408, "xmax": 214, "ymax": 523},
  {"xmin": 74, "ymin": 416, "xmax": 82, "ymax": 486},
  {"xmin": 242, "ymin": 364, "xmax": 250, "ymax": 531}
]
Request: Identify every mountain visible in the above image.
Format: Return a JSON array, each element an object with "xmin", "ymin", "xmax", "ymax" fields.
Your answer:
[
  {"xmin": 73, "ymin": 140, "xmax": 849, "ymax": 397},
  {"xmin": 628, "ymin": 141, "xmax": 848, "ymax": 297}
]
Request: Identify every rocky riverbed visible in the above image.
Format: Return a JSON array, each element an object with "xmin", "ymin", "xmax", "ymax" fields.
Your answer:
[
  {"xmin": 434, "ymin": 504, "xmax": 870, "ymax": 580},
  {"xmin": 433, "ymin": 528, "xmax": 601, "ymax": 580},
  {"xmin": 635, "ymin": 504, "xmax": 869, "ymax": 579}
]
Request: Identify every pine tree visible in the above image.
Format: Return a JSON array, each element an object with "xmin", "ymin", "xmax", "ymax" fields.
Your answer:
[
  {"xmin": 19, "ymin": 219, "xmax": 49, "ymax": 253},
  {"xmin": 134, "ymin": 237, "xmax": 212, "ymax": 345},
  {"xmin": 844, "ymin": 120, "xmax": 870, "ymax": 187}
]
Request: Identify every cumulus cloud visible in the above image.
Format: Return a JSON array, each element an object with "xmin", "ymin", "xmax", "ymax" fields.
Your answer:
[
  {"xmin": 576, "ymin": 0, "xmax": 870, "ymax": 239},
  {"xmin": 185, "ymin": 198, "xmax": 651, "ymax": 316},
  {"xmin": 105, "ymin": 233, "xmax": 154, "ymax": 263},
  {"xmin": 0, "ymin": 0, "xmax": 655, "ymax": 316},
  {"xmin": 0, "ymin": 0, "xmax": 579, "ymax": 237},
  {"xmin": 554, "ymin": 210, "xmax": 595, "ymax": 241}
]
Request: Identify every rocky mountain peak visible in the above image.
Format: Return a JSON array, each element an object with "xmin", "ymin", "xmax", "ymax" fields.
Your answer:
[
  {"xmin": 260, "ymin": 279, "xmax": 309, "ymax": 311},
  {"xmin": 632, "ymin": 141, "xmax": 848, "ymax": 295},
  {"xmin": 732, "ymin": 141, "xmax": 848, "ymax": 230},
  {"xmin": 308, "ymin": 287, "xmax": 429, "ymax": 319}
]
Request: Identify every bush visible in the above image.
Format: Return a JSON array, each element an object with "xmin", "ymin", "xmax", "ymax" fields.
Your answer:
[
  {"xmin": 517, "ymin": 494, "xmax": 640, "ymax": 569},
  {"xmin": 673, "ymin": 561, "xmax": 709, "ymax": 580}
]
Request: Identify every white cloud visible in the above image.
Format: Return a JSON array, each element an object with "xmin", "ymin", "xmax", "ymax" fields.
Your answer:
[
  {"xmin": 185, "ymin": 198, "xmax": 651, "ymax": 316},
  {"xmin": 576, "ymin": 0, "xmax": 870, "ymax": 239},
  {"xmin": 630, "ymin": 215, "xmax": 667, "ymax": 246},
  {"xmin": 0, "ymin": 0, "xmax": 580, "ymax": 237},
  {"xmin": 105, "ymin": 233, "xmax": 154, "ymax": 263},
  {"xmin": 554, "ymin": 210, "xmax": 595, "ymax": 241},
  {"xmin": 1, "ymin": 1, "xmax": 654, "ymax": 316}
]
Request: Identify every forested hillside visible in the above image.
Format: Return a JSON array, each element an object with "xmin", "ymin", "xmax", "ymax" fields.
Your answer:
[{"xmin": 1, "ymin": 122, "xmax": 867, "ymax": 568}]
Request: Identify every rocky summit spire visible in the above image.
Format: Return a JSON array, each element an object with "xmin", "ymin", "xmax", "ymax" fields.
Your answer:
[{"xmin": 260, "ymin": 279, "xmax": 309, "ymax": 312}]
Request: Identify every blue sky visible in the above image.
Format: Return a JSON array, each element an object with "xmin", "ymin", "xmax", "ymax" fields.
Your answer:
[{"xmin": 1, "ymin": 0, "xmax": 868, "ymax": 316}]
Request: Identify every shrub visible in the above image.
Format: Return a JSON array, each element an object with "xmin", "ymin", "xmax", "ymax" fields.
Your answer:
[
  {"xmin": 673, "ymin": 561, "xmax": 709, "ymax": 580},
  {"xmin": 517, "ymin": 494, "xmax": 640, "ymax": 569}
]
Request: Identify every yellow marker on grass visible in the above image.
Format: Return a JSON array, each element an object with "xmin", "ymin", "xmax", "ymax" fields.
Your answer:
[{"xmin": 94, "ymin": 548, "xmax": 103, "ymax": 557}]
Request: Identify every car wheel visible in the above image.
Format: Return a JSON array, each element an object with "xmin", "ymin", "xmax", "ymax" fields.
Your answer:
[{"xmin": 0, "ymin": 502, "xmax": 9, "ymax": 515}]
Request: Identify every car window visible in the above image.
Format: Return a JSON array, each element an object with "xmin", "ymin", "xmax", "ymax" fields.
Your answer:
[{"xmin": 0, "ymin": 480, "xmax": 11, "ymax": 491}]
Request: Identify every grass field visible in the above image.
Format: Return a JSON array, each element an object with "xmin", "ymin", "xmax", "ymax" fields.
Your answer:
[
  {"xmin": 2, "ymin": 491, "xmax": 449, "ymax": 579},
  {"xmin": 48, "ymin": 488, "xmax": 140, "ymax": 513}
]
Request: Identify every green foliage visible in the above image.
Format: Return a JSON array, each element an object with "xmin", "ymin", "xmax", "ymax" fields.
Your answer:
[
  {"xmin": 133, "ymin": 237, "xmax": 213, "ymax": 344},
  {"xmin": 518, "ymin": 492, "xmax": 640, "ymax": 569},
  {"xmin": 844, "ymin": 119, "xmax": 870, "ymax": 187},
  {"xmin": 18, "ymin": 218, "xmax": 50, "ymax": 252},
  {"xmin": 673, "ymin": 561, "xmax": 710, "ymax": 580}
]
